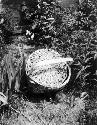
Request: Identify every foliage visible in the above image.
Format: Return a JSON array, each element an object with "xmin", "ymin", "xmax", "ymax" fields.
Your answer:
[
  {"xmin": 0, "ymin": 0, "xmax": 97, "ymax": 124},
  {"xmin": 0, "ymin": 92, "xmax": 86, "ymax": 125}
]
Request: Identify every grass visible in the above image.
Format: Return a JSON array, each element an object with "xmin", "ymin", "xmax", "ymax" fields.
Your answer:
[{"xmin": 0, "ymin": 92, "xmax": 87, "ymax": 125}]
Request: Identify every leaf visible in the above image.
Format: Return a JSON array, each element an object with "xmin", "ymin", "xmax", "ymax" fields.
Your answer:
[
  {"xmin": 51, "ymin": 2, "xmax": 56, "ymax": 5},
  {"xmin": 94, "ymin": 53, "xmax": 97, "ymax": 60},
  {"xmin": 85, "ymin": 57, "xmax": 94, "ymax": 65},
  {"xmin": 49, "ymin": 26, "xmax": 53, "ymax": 30},
  {"xmin": 80, "ymin": 92, "xmax": 88, "ymax": 99},
  {"xmin": 31, "ymin": 23, "xmax": 37, "ymax": 30},
  {"xmin": 86, "ymin": 51, "xmax": 96, "ymax": 58},
  {"xmin": 42, "ymin": 22, "xmax": 48, "ymax": 25},
  {"xmin": 46, "ymin": 18, "xmax": 55, "ymax": 21},
  {"xmin": 84, "ymin": 65, "xmax": 94, "ymax": 73},
  {"xmin": 31, "ymin": 33, "xmax": 34, "ymax": 40},
  {"xmin": 0, "ymin": 18, "xmax": 4, "ymax": 24},
  {"xmin": 44, "ymin": 35, "xmax": 51, "ymax": 38},
  {"xmin": 43, "ymin": 2, "xmax": 50, "ymax": 5},
  {"xmin": 75, "ymin": 66, "xmax": 84, "ymax": 80},
  {"xmin": 83, "ymin": 72, "xmax": 91, "ymax": 80},
  {"xmin": 84, "ymin": 73, "xmax": 97, "ymax": 80},
  {"xmin": 0, "ymin": 92, "xmax": 8, "ymax": 105}
]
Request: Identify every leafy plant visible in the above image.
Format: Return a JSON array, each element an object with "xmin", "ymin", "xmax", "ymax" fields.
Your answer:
[
  {"xmin": 0, "ymin": 0, "xmax": 97, "ymax": 124},
  {"xmin": 0, "ymin": 92, "xmax": 8, "ymax": 106}
]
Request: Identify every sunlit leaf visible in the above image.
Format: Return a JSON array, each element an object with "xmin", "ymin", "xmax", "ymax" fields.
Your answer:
[
  {"xmin": 0, "ymin": 92, "xmax": 8, "ymax": 105},
  {"xmin": 46, "ymin": 18, "xmax": 55, "ymax": 21},
  {"xmin": 31, "ymin": 33, "xmax": 34, "ymax": 40},
  {"xmin": 43, "ymin": 2, "xmax": 50, "ymax": 5}
]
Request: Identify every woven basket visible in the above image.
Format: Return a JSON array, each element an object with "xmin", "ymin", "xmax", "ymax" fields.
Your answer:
[{"xmin": 25, "ymin": 49, "xmax": 73, "ymax": 92}]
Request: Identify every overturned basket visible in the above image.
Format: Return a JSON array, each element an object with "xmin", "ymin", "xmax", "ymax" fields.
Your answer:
[{"xmin": 25, "ymin": 49, "xmax": 73, "ymax": 93}]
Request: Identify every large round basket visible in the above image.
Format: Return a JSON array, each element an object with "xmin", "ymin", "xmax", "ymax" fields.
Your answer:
[{"xmin": 25, "ymin": 49, "xmax": 73, "ymax": 93}]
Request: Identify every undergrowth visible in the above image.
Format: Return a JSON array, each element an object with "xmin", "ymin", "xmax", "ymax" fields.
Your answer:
[{"xmin": 0, "ymin": 0, "xmax": 97, "ymax": 125}]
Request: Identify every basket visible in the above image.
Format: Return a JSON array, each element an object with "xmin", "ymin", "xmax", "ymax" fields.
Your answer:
[{"xmin": 25, "ymin": 49, "xmax": 73, "ymax": 92}]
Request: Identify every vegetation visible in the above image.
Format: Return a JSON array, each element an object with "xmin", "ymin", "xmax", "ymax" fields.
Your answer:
[{"xmin": 0, "ymin": 0, "xmax": 97, "ymax": 124}]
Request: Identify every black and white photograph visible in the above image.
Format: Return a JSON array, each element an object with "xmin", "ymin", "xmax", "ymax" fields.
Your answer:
[{"xmin": 0, "ymin": 0, "xmax": 97, "ymax": 124}]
